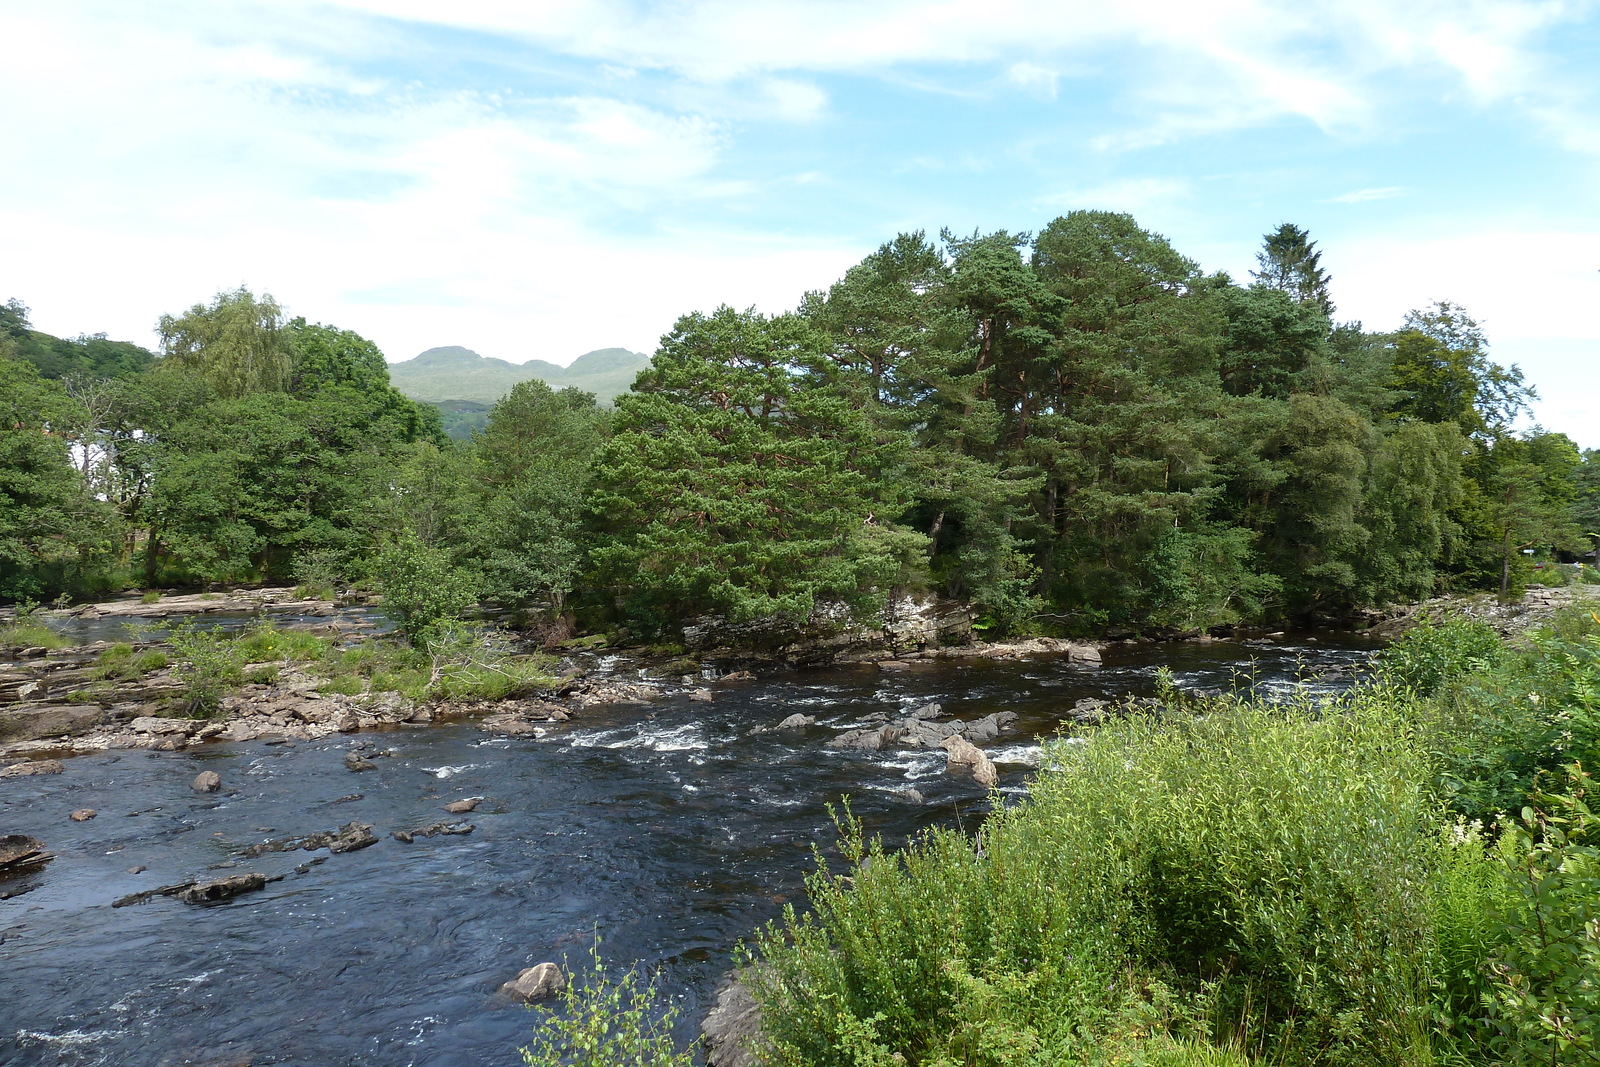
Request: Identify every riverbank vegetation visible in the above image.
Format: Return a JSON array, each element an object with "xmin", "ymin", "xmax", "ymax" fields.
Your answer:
[
  {"xmin": 729, "ymin": 609, "xmax": 1600, "ymax": 1067},
  {"xmin": 4, "ymin": 218, "xmax": 1599, "ymax": 645}
]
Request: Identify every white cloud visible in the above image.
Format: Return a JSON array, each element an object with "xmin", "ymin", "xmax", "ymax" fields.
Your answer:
[{"xmin": 1036, "ymin": 177, "xmax": 1192, "ymax": 215}]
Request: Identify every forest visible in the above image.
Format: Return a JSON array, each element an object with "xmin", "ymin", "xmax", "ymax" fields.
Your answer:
[{"xmin": 3, "ymin": 213, "xmax": 1598, "ymax": 641}]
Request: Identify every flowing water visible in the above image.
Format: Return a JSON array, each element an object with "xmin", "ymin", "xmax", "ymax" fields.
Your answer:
[{"xmin": 0, "ymin": 635, "xmax": 1376, "ymax": 1066}]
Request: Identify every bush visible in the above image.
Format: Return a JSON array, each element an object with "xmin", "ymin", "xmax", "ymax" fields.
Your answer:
[
  {"xmin": 166, "ymin": 621, "xmax": 243, "ymax": 716},
  {"xmin": 519, "ymin": 943, "xmax": 696, "ymax": 1067},
  {"xmin": 1379, "ymin": 612, "xmax": 1505, "ymax": 695},
  {"xmin": 747, "ymin": 689, "xmax": 1492, "ymax": 1067},
  {"xmin": 374, "ymin": 533, "xmax": 476, "ymax": 647},
  {"xmin": 1478, "ymin": 766, "xmax": 1600, "ymax": 1066}
]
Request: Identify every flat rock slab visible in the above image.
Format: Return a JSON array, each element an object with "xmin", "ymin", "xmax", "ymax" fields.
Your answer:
[
  {"xmin": 0, "ymin": 705, "xmax": 102, "ymax": 743},
  {"xmin": 1, "ymin": 759, "xmax": 66, "ymax": 779}
]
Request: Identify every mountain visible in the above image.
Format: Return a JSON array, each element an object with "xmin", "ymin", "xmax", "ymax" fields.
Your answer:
[{"xmin": 388, "ymin": 345, "xmax": 649, "ymax": 407}]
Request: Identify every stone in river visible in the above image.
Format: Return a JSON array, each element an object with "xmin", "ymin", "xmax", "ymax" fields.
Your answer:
[
  {"xmin": 702, "ymin": 971, "xmax": 764, "ymax": 1067},
  {"xmin": 70, "ymin": 808, "xmax": 97, "ymax": 822},
  {"xmin": 191, "ymin": 770, "xmax": 222, "ymax": 793},
  {"xmin": 176, "ymin": 872, "xmax": 268, "ymax": 905},
  {"xmin": 443, "ymin": 798, "xmax": 479, "ymax": 814},
  {"xmin": 941, "ymin": 735, "xmax": 998, "ymax": 788},
  {"xmin": 689, "ymin": 688, "xmax": 714, "ymax": 702},
  {"xmin": 500, "ymin": 962, "xmax": 566, "ymax": 1002},
  {"xmin": 0, "ymin": 759, "xmax": 65, "ymax": 778}
]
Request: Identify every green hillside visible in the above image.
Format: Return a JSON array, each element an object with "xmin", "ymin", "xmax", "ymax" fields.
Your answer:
[{"xmin": 388, "ymin": 345, "xmax": 649, "ymax": 407}]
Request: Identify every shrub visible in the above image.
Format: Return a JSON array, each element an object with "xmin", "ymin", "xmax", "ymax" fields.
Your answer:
[
  {"xmin": 1479, "ymin": 765, "xmax": 1600, "ymax": 1066},
  {"xmin": 519, "ymin": 943, "xmax": 696, "ymax": 1067},
  {"xmin": 166, "ymin": 621, "xmax": 243, "ymax": 716},
  {"xmin": 374, "ymin": 533, "xmax": 476, "ymax": 647},
  {"xmin": 747, "ymin": 689, "xmax": 1506, "ymax": 1067},
  {"xmin": 1379, "ymin": 612, "xmax": 1505, "ymax": 695}
]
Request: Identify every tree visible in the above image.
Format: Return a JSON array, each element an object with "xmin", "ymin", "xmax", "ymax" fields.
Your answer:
[
  {"xmin": 468, "ymin": 381, "xmax": 608, "ymax": 617},
  {"xmin": 157, "ymin": 287, "xmax": 295, "ymax": 398},
  {"xmin": 588, "ymin": 307, "xmax": 926, "ymax": 633},
  {"xmin": 1251, "ymin": 223, "xmax": 1334, "ymax": 317},
  {"xmin": 1388, "ymin": 301, "xmax": 1531, "ymax": 439}
]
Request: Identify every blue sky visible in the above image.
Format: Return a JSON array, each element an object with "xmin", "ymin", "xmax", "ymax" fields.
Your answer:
[{"xmin": 2, "ymin": 0, "xmax": 1597, "ymax": 444}]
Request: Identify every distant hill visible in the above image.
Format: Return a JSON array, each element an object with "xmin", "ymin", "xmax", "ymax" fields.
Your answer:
[{"xmin": 389, "ymin": 345, "xmax": 650, "ymax": 407}]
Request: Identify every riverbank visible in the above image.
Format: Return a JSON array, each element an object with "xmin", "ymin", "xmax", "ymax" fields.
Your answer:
[{"xmin": 0, "ymin": 588, "xmax": 1107, "ymax": 764}]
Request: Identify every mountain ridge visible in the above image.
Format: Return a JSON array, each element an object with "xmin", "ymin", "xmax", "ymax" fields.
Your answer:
[{"xmin": 389, "ymin": 345, "xmax": 650, "ymax": 406}]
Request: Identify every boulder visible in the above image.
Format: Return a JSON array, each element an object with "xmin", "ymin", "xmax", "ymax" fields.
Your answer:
[
  {"xmin": 500, "ymin": 962, "xmax": 566, "ymax": 1002},
  {"xmin": 393, "ymin": 820, "xmax": 474, "ymax": 843},
  {"xmin": 343, "ymin": 753, "xmax": 376, "ymax": 772},
  {"xmin": 825, "ymin": 723, "xmax": 905, "ymax": 752},
  {"xmin": 1, "ymin": 759, "xmax": 66, "ymax": 778},
  {"xmin": 689, "ymin": 688, "xmax": 714, "ymax": 703},
  {"xmin": 443, "ymin": 798, "xmax": 480, "ymax": 814},
  {"xmin": 775, "ymin": 713, "xmax": 814, "ymax": 730},
  {"xmin": 130, "ymin": 716, "xmax": 194, "ymax": 736},
  {"xmin": 905, "ymin": 702, "xmax": 943, "ymax": 720},
  {"xmin": 958, "ymin": 711, "xmax": 1018, "ymax": 745},
  {"xmin": 191, "ymin": 770, "xmax": 222, "ymax": 793},
  {"xmin": 69, "ymin": 808, "xmax": 96, "ymax": 822},
  {"xmin": 941, "ymin": 735, "xmax": 998, "ymax": 788},
  {"xmin": 0, "ymin": 834, "xmax": 53, "ymax": 874},
  {"xmin": 702, "ymin": 973, "xmax": 764, "ymax": 1067},
  {"xmin": 719, "ymin": 670, "xmax": 757, "ymax": 683}
]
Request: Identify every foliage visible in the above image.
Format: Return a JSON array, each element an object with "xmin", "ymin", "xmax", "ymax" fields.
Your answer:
[
  {"xmin": 165, "ymin": 621, "xmax": 244, "ymax": 716},
  {"xmin": 374, "ymin": 534, "xmax": 477, "ymax": 646},
  {"xmin": 421, "ymin": 621, "xmax": 554, "ymax": 700},
  {"xmin": 1481, "ymin": 766, "xmax": 1600, "ymax": 1066},
  {"xmin": 1250, "ymin": 222, "xmax": 1334, "ymax": 317},
  {"xmin": 518, "ymin": 942, "xmax": 697, "ymax": 1067},
  {"xmin": 157, "ymin": 287, "xmax": 296, "ymax": 398},
  {"xmin": 1379, "ymin": 612, "xmax": 1506, "ymax": 696},
  {"xmin": 747, "ymin": 689, "xmax": 1494, "ymax": 1067}
]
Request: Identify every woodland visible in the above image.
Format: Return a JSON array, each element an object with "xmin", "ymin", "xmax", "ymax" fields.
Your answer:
[{"xmin": 3, "ymin": 213, "xmax": 1597, "ymax": 641}]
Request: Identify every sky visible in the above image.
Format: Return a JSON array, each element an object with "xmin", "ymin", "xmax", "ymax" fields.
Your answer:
[{"xmin": 2, "ymin": 0, "xmax": 1597, "ymax": 444}]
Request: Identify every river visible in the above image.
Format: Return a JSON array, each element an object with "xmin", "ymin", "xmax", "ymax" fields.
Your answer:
[{"xmin": 0, "ymin": 634, "xmax": 1376, "ymax": 1066}]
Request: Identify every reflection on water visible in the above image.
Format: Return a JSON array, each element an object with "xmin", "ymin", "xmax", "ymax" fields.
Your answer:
[{"xmin": 0, "ymin": 636, "xmax": 1376, "ymax": 1066}]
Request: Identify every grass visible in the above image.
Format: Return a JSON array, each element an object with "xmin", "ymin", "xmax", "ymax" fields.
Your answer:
[
  {"xmin": 92, "ymin": 642, "xmax": 170, "ymax": 681},
  {"xmin": 0, "ymin": 617, "xmax": 67, "ymax": 650}
]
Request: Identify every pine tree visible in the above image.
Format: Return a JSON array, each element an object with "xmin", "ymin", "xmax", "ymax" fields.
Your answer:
[{"xmin": 1252, "ymin": 223, "xmax": 1334, "ymax": 317}]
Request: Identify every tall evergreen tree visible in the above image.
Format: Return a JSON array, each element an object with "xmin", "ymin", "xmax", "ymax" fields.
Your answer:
[{"xmin": 1251, "ymin": 223, "xmax": 1334, "ymax": 317}]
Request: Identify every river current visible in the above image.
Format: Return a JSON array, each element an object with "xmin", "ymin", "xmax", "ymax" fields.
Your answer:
[{"xmin": 0, "ymin": 635, "xmax": 1375, "ymax": 1066}]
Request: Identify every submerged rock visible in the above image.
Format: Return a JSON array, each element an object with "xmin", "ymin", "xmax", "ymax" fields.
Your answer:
[
  {"xmin": 500, "ymin": 962, "xmax": 566, "ymax": 1002},
  {"xmin": 191, "ymin": 770, "xmax": 222, "ymax": 793},
  {"xmin": 69, "ymin": 808, "xmax": 96, "ymax": 822},
  {"xmin": 442, "ymin": 798, "xmax": 480, "ymax": 814},
  {"xmin": 177, "ymin": 873, "xmax": 268, "ymax": 905}
]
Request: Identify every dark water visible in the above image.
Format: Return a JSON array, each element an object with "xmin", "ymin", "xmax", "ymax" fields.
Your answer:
[{"xmin": 0, "ymin": 636, "xmax": 1375, "ymax": 1066}]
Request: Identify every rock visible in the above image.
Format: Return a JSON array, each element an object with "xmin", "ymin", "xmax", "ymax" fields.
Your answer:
[
  {"xmin": 899, "ymin": 787, "xmax": 925, "ymax": 804},
  {"xmin": 958, "ymin": 711, "xmax": 1018, "ymax": 745},
  {"xmin": 547, "ymin": 708, "xmax": 570, "ymax": 723},
  {"xmin": 191, "ymin": 770, "xmax": 222, "ymax": 793},
  {"xmin": 130, "ymin": 715, "xmax": 193, "ymax": 735},
  {"xmin": 906, "ymin": 702, "xmax": 943, "ymax": 720},
  {"xmin": 875, "ymin": 659, "xmax": 911, "ymax": 670},
  {"xmin": 69, "ymin": 808, "xmax": 97, "ymax": 821},
  {"xmin": 941, "ymin": 735, "xmax": 998, "ymax": 788},
  {"xmin": 0, "ymin": 758, "xmax": 66, "ymax": 778},
  {"xmin": 500, "ymin": 962, "xmax": 566, "ymax": 1002},
  {"xmin": 443, "ymin": 798, "xmax": 479, "ymax": 814},
  {"xmin": 177, "ymin": 873, "xmax": 268, "ymax": 905},
  {"xmin": 702, "ymin": 972, "xmax": 764, "ymax": 1067},
  {"xmin": 343, "ymin": 753, "xmax": 376, "ymax": 771},
  {"xmin": 0, "ymin": 704, "xmax": 102, "ymax": 743},
  {"xmin": 0, "ymin": 834, "xmax": 53, "ymax": 874},
  {"xmin": 1070, "ymin": 697, "xmax": 1107, "ymax": 723},
  {"xmin": 825, "ymin": 723, "xmax": 905, "ymax": 752},
  {"xmin": 775, "ymin": 713, "xmax": 814, "ymax": 730},
  {"xmin": 719, "ymin": 670, "xmax": 757, "ymax": 683},
  {"xmin": 128, "ymin": 865, "xmax": 146, "ymax": 874},
  {"xmin": 240, "ymin": 820, "xmax": 377, "ymax": 857},
  {"xmin": 477, "ymin": 714, "xmax": 544, "ymax": 737},
  {"xmin": 1065, "ymin": 642, "xmax": 1103, "ymax": 666},
  {"xmin": 394, "ymin": 820, "xmax": 474, "ymax": 842},
  {"xmin": 689, "ymin": 688, "xmax": 714, "ymax": 702}
]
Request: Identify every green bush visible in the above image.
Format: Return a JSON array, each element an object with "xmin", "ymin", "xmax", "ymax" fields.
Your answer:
[
  {"xmin": 374, "ymin": 533, "xmax": 476, "ymax": 647},
  {"xmin": 166, "ymin": 621, "xmax": 243, "ymax": 716},
  {"xmin": 519, "ymin": 943, "xmax": 696, "ymax": 1067},
  {"xmin": 1478, "ymin": 766, "xmax": 1600, "ymax": 1066},
  {"xmin": 1379, "ymin": 612, "xmax": 1505, "ymax": 695},
  {"xmin": 746, "ymin": 689, "xmax": 1518, "ymax": 1067},
  {"xmin": 234, "ymin": 621, "xmax": 329, "ymax": 663}
]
